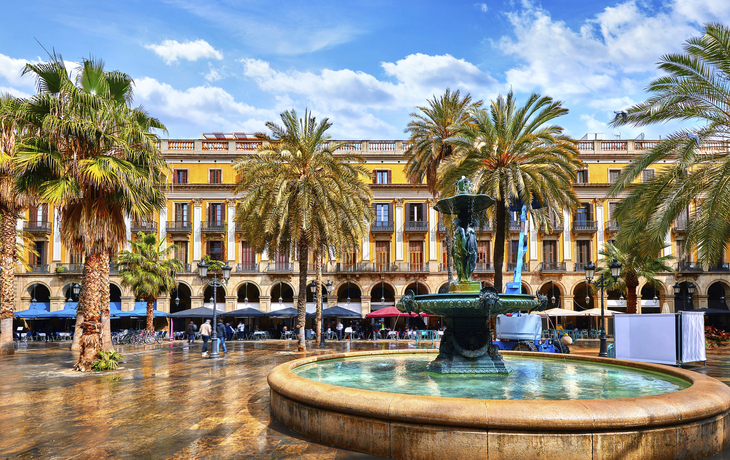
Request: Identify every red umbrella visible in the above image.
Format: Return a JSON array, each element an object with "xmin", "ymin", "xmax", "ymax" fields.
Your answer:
[{"xmin": 366, "ymin": 306, "xmax": 435, "ymax": 318}]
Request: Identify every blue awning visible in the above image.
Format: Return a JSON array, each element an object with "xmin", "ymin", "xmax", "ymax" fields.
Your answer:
[{"xmin": 15, "ymin": 302, "xmax": 51, "ymax": 319}]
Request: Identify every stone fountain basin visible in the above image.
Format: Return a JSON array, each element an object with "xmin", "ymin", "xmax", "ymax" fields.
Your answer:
[
  {"xmin": 402, "ymin": 293, "xmax": 538, "ymax": 317},
  {"xmin": 268, "ymin": 349, "xmax": 730, "ymax": 460}
]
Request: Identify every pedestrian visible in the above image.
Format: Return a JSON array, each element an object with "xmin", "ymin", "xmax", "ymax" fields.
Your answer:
[
  {"xmin": 217, "ymin": 320, "xmax": 228, "ymax": 354},
  {"xmin": 336, "ymin": 321, "xmax": 343, "ymax": 340},
  {"xmin": 225, "ymin": 322, "xmax": 233, "ymax": 341},
  {"xmin": 237, "ymin": 321, "xmax": 245, "ymax": 340},
  {"xmin": 187, "ymin": 322, "xmax": 195, "ymax": 344},
  {"xmin": 200, "ymin": 319, "xmax": 212, "ymax": 356}
]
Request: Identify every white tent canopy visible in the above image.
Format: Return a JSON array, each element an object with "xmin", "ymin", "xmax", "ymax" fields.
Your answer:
[
  {"xmin": 580, "ymin": 307, "xmax": 624, "ymax": 317},
  {"xmin": 537, "ymin": 308, "xmax": 585, "ymax": 317}
]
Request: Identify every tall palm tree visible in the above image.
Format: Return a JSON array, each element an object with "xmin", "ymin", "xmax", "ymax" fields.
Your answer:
[
  {"xmin": 234, "ymin": 109, "xmax": 373, "ymax": 352},
  {"xmin": 117, "ymin": 232, "xmax": 183, "ymax": 331},
  {"xmin": 609, "ymin": 23, "xmax": 730, "ymax": 265},
  {"xmin": 441, "ymin": 91, "xmax": 582, "ymax": 292},
  {"xmin": 596, "ymin": 243, "xmax": 674, "ymax": 313},
  {"xmin": 0, "ymin": 95, "xmax": 35, "ymax": 355},
  {"xmin": 404, "ymin": 89, "xmax": 480, "ymax": 284},
  {"xmin": 16, "ymin": 54, "xmax": 168, "ymax": 370}
]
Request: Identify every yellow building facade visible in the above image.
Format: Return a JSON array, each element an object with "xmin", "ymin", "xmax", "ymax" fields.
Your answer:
[{"xmin": 14, "ymin": 136, "xmax": 730, "ymax": 318}]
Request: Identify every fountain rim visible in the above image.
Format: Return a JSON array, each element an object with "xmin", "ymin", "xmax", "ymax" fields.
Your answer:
[{"xmin": 268, "ymin": 349, "xmax": 730, "ymax": 432}]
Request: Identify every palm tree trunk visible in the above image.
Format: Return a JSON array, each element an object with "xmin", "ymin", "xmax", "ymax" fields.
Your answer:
[
  {"xmin": 74, "ymin": 251, "xmax": 103, "ymax": 371},
  {"xmin": 625, "ymin": 273, "xmax": 639, "ymax": 314},
  {"xmin": 493, "ymin": 197, "xmax": 507, "ymax": 293},
  {"xmin": 0, "ymin": 210, "xmax": 16, "ymax": 355},
  {"xmin": 315, "ymin": 247, "xmax": 323, "ymax": 345},
  {"xmin": 100, "ymin": 249, "xmax": 113, "ymax": 351},
  {"xmin": 146, "ymin": 296, "xmax": 154, "ymax": 331},
  {"xmin": 297, "ymin": 238, "xmax": 308, "ymax": 352}
]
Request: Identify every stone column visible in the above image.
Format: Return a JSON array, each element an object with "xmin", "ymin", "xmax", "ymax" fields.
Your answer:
[
  {"xmin": 190, "ymin": 294, "xmax": 203, "ymax": 310},
  {"xmin": 193, "ymin": 199, "xmax": 203, "ymax": 263},
  {"xmin": 121, "ymin": 295, "xmax": 134, "ymax": 312},
  {"xmin": 361, "ymin": 294, "xmax": 371, "ymax": 319},
  {"xmin": 157, "ymin": 295, "xmax": 170, "ymax": 313},
  {"xmin": 663, "ymin": 231, "xmax": 672, "ymax": 257},
  {"xmin": 428, "ymin": 199, "xmax": 438, "ymax": 263},
  {"xmin": 52, "ymin": 207, "xmax": 61, "ymax": 263},
  {"xmin": 259, "ymin": 295, "xmax": 271, "ymax": 313},
  {"xmin": 226, "ymin": 199, "xmax": 236, "ymax": 265},
  {"xmin": 362, "ymin": 237, "xmax": 370, "ymax": 263},
  {"xmin": 159, "ymin": 206, "xmax": 167, "ymax": 251},
  {"xmin": 395, "ymin": 198, "xmax": 404, "ymax": 261},
  {"xmin": 529, "ymin": 216, "xmax": 538, "ymax": 269},
  {"xmin": 225, "ymin": 295, "xmax": 237, "ymax": 312},
  {"xmin": 563, "ymin": 295, "xmax": 575, "ymax": 311},
  {"xmin": 596, "ymin": 199, "xmax": 605, "ymax": 253},
  {"xmin": 124, "ymin": 214, "xmax": 132, "ymax": 250},
  {"xmin": 562, "ymin": 208, "xmax": 572, "ymax": 262}
]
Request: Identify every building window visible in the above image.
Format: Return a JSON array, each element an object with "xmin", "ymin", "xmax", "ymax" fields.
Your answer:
[
  {"xmin": 375, "ymin": 241, "xmax": 390, "ymax": 270},
  {"xmin": 69, "ymin": 251, "xmax": 83, "ymax": 265},
  {"xmin": 31, "ymin": 241, "xmax": 46, "ymax": 266},
  {"xmin": 642, "ymin": 169, "xmax": 655, "ymax": 183},
  {"xmin": 574, "ymin": 203, "xmax": 593, "ymax": 223},
  {"xmin": 342, "ymin": 249, "xmax": 357, "ymax": 268},
  {"xmin": 374, "ymin": 170, "xmax": 391, "ymax": 184},
  {"xmin": 206, "ymin": 240, "xmax": 223, "ymax": 261},
  {"xmin": 676, "ymin": 241, "xmax": 689, "ymax": 263},
  {"xmin": 207, "ymin": 203, "xmax": 223, "ymax": 225},
  {"xmin": 29, "ymin": 204, "xmax": 48, "ymax": 226},
  {"xmin": 608, "ymin": 202, "xmax": 618, "ymax": 220},
  {"xmin": 174, "ymin": 241, "xmax": 188, "ymax": 264},
  {"xmin": 478, "ymin": 241, "xmax": 491, "ymax": 269},
  {"xmin": 577, "ymin": 169, "xmax": 589, "ymax": 184},
  {"xmin": 209, "ymin": 169, "xmax": 222, "ymax": 184},
  {"xmin": 408, "ymin": 240, "xmax": 424, "ymax": 270},
  {"xmin": 408, "ymin": 203, "xmax": 425, "ymax": 222},
  {"xmin": 240, "ymin": 242, "xmax": 254, "ymax": 269},
  {"xmin": 173, "ymin": 169, "xmax": 188, "ymax": 184},
  {"xmin": 374, "ymin": 203, "xmax": 391, "ymax": 223},
  {"xmin": 509, "ymin": 239, "xmax": 525, "ymax": 266},
  {"xmin": 543, "ymin": 240, "xmax": 557, "ymax": 265},
  {"xmin": 608, "ymin": 169, "xmax": 621, "ymax": 184},
  {"xmin": 576, "ymin": 240, "xmax": 591, "ymax": 268}
]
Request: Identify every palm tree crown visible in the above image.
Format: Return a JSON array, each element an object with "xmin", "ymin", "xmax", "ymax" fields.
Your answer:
[
  {"xmin": 234, "ymin": 109, "xmax": 373, "ymax": 351},
  {"xmin": 441, "ymin": 91, "xmax": 582, "ymax": 292},
  {"xmin": 609, "ymin": 23, "xmax": 730, "ymax": 265}
]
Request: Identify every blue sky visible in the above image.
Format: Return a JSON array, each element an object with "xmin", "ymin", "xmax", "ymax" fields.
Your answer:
[{"xmin": 1, "ymin": 0, "xmax": 728, "ymax": 140}]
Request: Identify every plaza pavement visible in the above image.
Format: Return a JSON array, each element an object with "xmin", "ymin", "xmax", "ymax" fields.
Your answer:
[{"xmin": 1, "ymin": 339, "xmax": 730, "ymax": 460}]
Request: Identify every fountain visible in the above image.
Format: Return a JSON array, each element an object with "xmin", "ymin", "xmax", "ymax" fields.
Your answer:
[
  {"xmin": 268, "ymin": 178, "xmax": 730, "ymax": 460},
  {"xmin": 397, "ymin": 176, "xmax": 546, "ymax": 374}
]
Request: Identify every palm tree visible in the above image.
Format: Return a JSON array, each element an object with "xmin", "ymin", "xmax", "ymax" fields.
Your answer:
[
  {"xmin": 16, "ymin": 54, "xmax": 168, "ymax": 370},
  {"xmin": 0, "ymin": 95, "xmax": 35, "ymax": 355},
  {"xmin": 234, "ymin": 109, "xmax": 373, "ymax": 351},
  {"xmin": 117, "ymin": 232, "xmax": 183, "ymax": 331},
  {"xmin": 441, "ymin": 91, "xmax": 582, "ymax": 292},
  {"xmin": 404, "ymin": 89, "xmax": 480, "ymax": 284},
  {"xmin": 609, "ymin": 23, "xmax": 730, "ymax": 265},
  {"xmin": 596, "ymin": 242, "xmax": 674, "ymax": 313}
]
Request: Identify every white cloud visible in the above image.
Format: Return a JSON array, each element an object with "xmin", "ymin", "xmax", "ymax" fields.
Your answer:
[
  {"xmin": 476, "ymin": 3, "xmax": 488, "ymax": 13},
  {"xmin": 203, "ymin": 63, "xmax": 226, "ymax": 82},
  {"xmin": 145, "ymin": 39, "xmax": 223, "ymax": 65},
  {"xmin": 0, "ymin": 54, "xmax": 35, "ymax": 88}
]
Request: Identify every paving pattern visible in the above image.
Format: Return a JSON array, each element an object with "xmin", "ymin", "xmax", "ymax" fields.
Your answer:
[{"xmin": 1, "ymin": 339, "xmax": 729, "ymax": 459}]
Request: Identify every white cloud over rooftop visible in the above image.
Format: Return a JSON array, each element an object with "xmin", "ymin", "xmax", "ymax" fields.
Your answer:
[{"xmin": 145, "ymin": 39, "xmax": 223, "ymax": 65}]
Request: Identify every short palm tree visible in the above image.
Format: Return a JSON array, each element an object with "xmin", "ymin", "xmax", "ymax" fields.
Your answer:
[
  {"xmin": 234, "ymin": 109, "xmax": 373, "ymax": 351},
  {"xmin": 442, "ymin": 91, "xmax": 582, "ymax": 292},
  {"xmin": 596, "ymin": 243, "xmax": 674, "ymax": 313},
  {"xmin": 16, "ymin": 54, "xmax": 168, "ymax": 370},
  {"xmin": 0, "ymin": 95, "xmax": 34, "ymax": 355},
  {"xmin": 117, "ymin": 232, "xmax": 183, "ymax": 331},
  {"xmin": 404, "ymin": 89, "xmax": 480, "ymax": 283},
  {"xmin": 609, "ymin": 23, "xmax": 730, "ymax": 265}
]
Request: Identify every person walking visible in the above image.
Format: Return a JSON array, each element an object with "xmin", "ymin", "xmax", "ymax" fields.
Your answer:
[
  {"xmin": 200, "ymin": 319, "xmax": 212, "ymax": 357},
  {"xmin": 225, "ymin": 322, "xmax": 233, "ymax": 341},
  {"xmin": 187, "ymin": 322, "xmax": 195, "ymax": 345},
  {"xmin": 217, "ymin": 321, "xmax": 228, "ymax": 354},
  {"xmin": 336, "ymin": 321, "xmax": 343, "ymax": 341}
]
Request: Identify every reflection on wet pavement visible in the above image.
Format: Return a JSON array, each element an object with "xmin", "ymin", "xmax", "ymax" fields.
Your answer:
[{"xmin": 1, "ymin": 340, "xmax": 729, "ymax": 459}]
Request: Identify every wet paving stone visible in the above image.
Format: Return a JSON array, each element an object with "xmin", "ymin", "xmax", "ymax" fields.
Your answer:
[{"xmin": 1, "ymin": 340, "xmax": 729, "ymax": 459}]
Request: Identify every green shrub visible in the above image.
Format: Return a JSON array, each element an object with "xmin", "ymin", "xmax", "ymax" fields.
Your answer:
[
  {"xmin": 92, "ymin": 350, "xmax": 124, "ymax": 371},
  {"xmin": 55, "ymin": 265, "xmax": 68, "ymax": 273}
]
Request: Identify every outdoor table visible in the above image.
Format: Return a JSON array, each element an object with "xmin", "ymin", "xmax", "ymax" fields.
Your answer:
[
  {"xmin": 387, "ymin": 330, "xmax": 398, "ymax": 340},
  {"xmin": 253, "ymin": 331, "xmax": 269, "ymax": 340},
  {"xmin": 57, "ymin": 332, "xmax": 71, "ymax": 340}
]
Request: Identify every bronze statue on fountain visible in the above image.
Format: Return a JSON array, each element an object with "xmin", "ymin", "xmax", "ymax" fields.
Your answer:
[{"xmin": 397, "ymin": 177, "xmax": 547, "ymax": 373}]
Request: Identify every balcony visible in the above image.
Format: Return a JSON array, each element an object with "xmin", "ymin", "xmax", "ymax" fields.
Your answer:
[
  {"xmin": 28, "ymin": 264, "xmax": 50, "ymax": 273},
  {"xmin": 180, "ymin": 264, "xmax": 192, "ymax": 273},
  {"xmin": 267, "ymin": 262, "xmax": 293, "ymax": 273},
  {"xmin": 437, "ymin": 218, "xmax": 447, "ymax": 233},
  {"xmin": 605, "ymin": 220, "xmax": 619, "ymax": 232},
  {"xmin": 572, "ymin": 220, "xmax": 598, "ymax": 232},
  {"xmin": 109, "ymin": 263, "xmax": 118, "ymax": 275},
  {"xmin": 131, "ymin": 221, "xmax": 157, "ymax": 233},
  {"xmin": 335, "ymin": 263, "xmax": 359, "ymax": 273},
  {"xmin": 201, "ymin": 220, "xmax": 227, "ymax": 233},
  {"xmin": 538, "ymin": 262, "xmax": 566, "ymax": 272},
  {"xmin": 236, "ymin": 262, "xmax": 258, "ymax": 273},
  {"xmin": 371, "ymin": 220, "xmax": 394, "ymax": 233},
  {"xmin": 574, "ymin": 262, "xmax": 591, "ymax": 272},
  {"xmin": 509, "ymin": 221, "xmax": 522, "ymax": 232},
  {"xmin": 54, "ymin": 263, "xmax": 83, "ymax": 274},
  {"xmin": 507, "ymin": 262, "xmax": 529, "ymax": 272},
  {"xmin": 405, "ymin": 220, "xmax": 429, "ymax": 232},
  {"xmin": 539, "ymin": 222, "xmax": 564, "ymax": 234},
  {"xmin": 306, "ymin": 263, "xmax": 328, "ymax": 273},
  {"xmin": 476, "ymin": 220, "xmax": 493, "ymax": 232},
  {"xmin": 708, "ymin": 263, "xmax": 730, "ymax": 272},
  {"xmin": 167, "ymin": 221, "xmax": 193, "ymax": 234},
  {"xmin": 672, "ymin": 221, "xmax": 688, "ymax": 233},
  {"xmin": 235, "ymin": 222, "xmax": 245, "ymax": 233},
  {"xmin": 24, "ymin": 221, "xmax": 52, "ymax": 235},
  {"xmin": 474, "ymin": 262, "xmax": 494, "ymax": 272},
  {"xmin": 676, "ymin": 261, "xmax": 703, "ymax": 272}
]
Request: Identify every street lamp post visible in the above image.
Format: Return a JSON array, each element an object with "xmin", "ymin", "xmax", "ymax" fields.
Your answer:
[
  {"xmin": 197, "ymin": 260, "xmax": 232, "ymax": 359},
  {"xmin": 585, "ymin": 258, "xmax": 622, "ymax": 358},
  {"xmin": 687, "ymin": 283, "xmax": 695, "ymax": 310}
]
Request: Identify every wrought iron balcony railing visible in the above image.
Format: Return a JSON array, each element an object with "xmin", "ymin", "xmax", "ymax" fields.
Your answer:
[
  {"xmin": 605, "ymin": 220, "xmax": 619, "ymax": 232},
  {"xmin": 572, "ymin": 220, "xmax": 598, "ymax": 232},
  {"xmin": 474, "ymin": 262, "xmax": 494, "ymax": 272},
  {"xmin": 574, "ymin": 262, "xmax": 591, "ymax": 272},
  {"xmin": 236, "ymin": 262, "xmax": 258, "ymax": 273},
  {"xmin": 676, "ymin": 261, "xmax": 703, "ymax": 272},
  {"xmin": 267, "ymin": 262, "xmax": 293, "ymax": 273},
  {"xmin": 708, "ymin": 263, "xmax": 730, "ymax": 272},
  {"xmin": 167, "ymin": 221, "xmax": 193, "ymax": 233},
  {"xmin": 29, "ymin": 264, "xmax": 50, "ymax": 273},
  {"xmin": 201, "ymin": 220, "xmax": 227, "ymax": 233},
  {"xmin": 538, "ymin": 262, "xmax": 566, "ymax": 272},
  {"xmin": 131, "ymin": 222, "xmax": 157, "ymax": 233},
  {"xmin": 371, "ymin": 220, "xmax": 394, "ymax": 232},
  {"xmin": 54, "ymin": 263, "xmax": 83, "ymax": 274},
  {"xmin": 404, "ymin": 220, "xmax": 429, "ymax": 232},
  {"xmin": 24, "ymin": 221, "xmax": 52, "ymax": 234}
]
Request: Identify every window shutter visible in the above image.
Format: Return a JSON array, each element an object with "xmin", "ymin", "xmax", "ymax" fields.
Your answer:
[
  {"xmin": 387, "ymin": 170, "xmax": 391, "ymax": 184},
  {"xmin": 41, "ymin": 205, "xmax": 48, "ymax": 222},
  {"xmin": 389, "ymin": 203, "xmax": 393, "ymax": 222},
  {"xmin": 173, "ymin": 171, "xmax": 178, "ymax": 184},
  {"xmin": 373, "ymin": 171, "xmax": 377, "ymax": 184}
]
